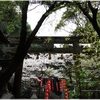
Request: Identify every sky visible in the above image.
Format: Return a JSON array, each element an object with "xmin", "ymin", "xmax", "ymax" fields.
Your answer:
[{"xmin": 27, "ymin": 3, "xmax": 77, "ymax": 37}]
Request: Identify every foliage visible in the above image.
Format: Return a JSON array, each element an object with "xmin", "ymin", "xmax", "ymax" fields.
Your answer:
[
  {"xmin": 31, "ymin": 44, "xmax": 43, "ymax": 48},
  {"xmin": 55, "ymin": 1, "xmax": 100, "ymax": 38},
  {"xmin": 66, "ymin": 18, "xmax": 100, "ymax": 99},
  {"xmin": 0, "ymin": 1, "xmax": 19, "ymax": 34},
  {"xmin": 56, "ymin": 13, "xmax": 100, "ymax": 98},
  {"xmin": 55, "ymin": 2, "xmax": 82, "ymax": 31},
  {"xmin": 0, "ymin": 1, "xmax": 32, "ymax": 36},
  {"xmin": 1, "ymin": 1, "xmax": 100, "ymax": 99},
  {"xmin": 0, "ymin": 1, "xmax": 32, "ymax": 60}
]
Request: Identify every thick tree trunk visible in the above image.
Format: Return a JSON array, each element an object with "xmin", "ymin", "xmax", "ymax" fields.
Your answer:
[
  {"xmin": 12, "ymin": 62, "xmax": 23, "ymax": 98},
  {"xmin": 0, "ymin": 1, "xmax": 29, "ymax": 92},
  {"xmin": 0, "ymin": 1, "xmax": 57, "ymax": 92}
]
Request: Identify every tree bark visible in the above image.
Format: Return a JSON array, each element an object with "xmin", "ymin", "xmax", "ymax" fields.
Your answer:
[
  {"xmin": 77, "ymin": 2, "xmax": 100, "ymax": 38},
  {"xmin": 12, "ymin": 62, "xmax": 23, "ymax": 98},
  {"xmin": 0, "ymin": 1, "xmax": 57, "ymax": 92}
]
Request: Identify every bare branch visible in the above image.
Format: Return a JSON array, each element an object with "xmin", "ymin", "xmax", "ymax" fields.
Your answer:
[
  {"xmin": 24, "ymin": 2, "xmax": 57, "ymax": 51},
  {"xmin": 77, "ymin": 3, "xmax": 93, "ymax": 23},
  {"xmin": 28, "ymin": 4, "xmax": 40, "ymax": 12},
  {"xmin": 77, "ymin": 2, "xmax": 100, "ymax": 37},
  {"xmin": 88, "ymin": 1, "xmax": 98, "ymax": 20}
]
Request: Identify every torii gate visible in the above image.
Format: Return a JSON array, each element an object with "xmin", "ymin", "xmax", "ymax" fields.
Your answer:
[
  {"xmin": 3, "ymin": 36, "xmax": 87, "ymax": 54},
  {"xmin": 0, "ymin": 36, "xmax": 91, "ymax": 98}
]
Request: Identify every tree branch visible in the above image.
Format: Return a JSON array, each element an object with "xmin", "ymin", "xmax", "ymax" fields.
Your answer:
[
  {"xmin": 0, "ymin": 1, "xmax": 29, "ymax": 92},
  {"xmin": 24, "ymin": 2, "xmax": 57, "ymax": 51},
  {"xmin": 19, "ymin": 1, "xmax": 29, "ymax": 46},
  {"xmin": 0, "ymin": 1, "xmax": 57, "ymax": 92},
  {"xmin": 77, "ymin": 3, "xmax": 93, "ymax": 23},
  {"xmin": 28, "ymin": 4, "xmax": 40, "ymax": 12},
  {"xmin": 77, "ymin": 2, "xmax": 100, "ymax": 37},
  {"xmin": 88, "ymin": 1, "xmax": 98, "ymax": 20}
]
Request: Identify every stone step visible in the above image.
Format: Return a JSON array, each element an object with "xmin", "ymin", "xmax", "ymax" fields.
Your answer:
[
  {"xmin": 1, "ymin": 93, "xmax": 14, "ymax": 99},
  {"xmin": 30, "ymin": 93, "xmax": 37, "ymax": 99}
]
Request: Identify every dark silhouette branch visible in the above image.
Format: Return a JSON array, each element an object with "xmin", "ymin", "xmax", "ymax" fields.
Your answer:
[
  {"xmin": 19, "ymin": 2, "xmax": 29, "ymax": 46},
  {"xmin": 77, "ymin": 3, "xmax": 93, "ymax": 22},
  {"xmin": 0, "ymin": 1, "xmax": 57, "ymax": 92},
  {"xmin": 24, "ymin": 1, "xmax": 57, "ymax": 52},
  {"xmin": 88, "ymin": 1, "xmax": 98, "ymax": 14},
  {"xmin": 88, "ymin": 1, "xmax": 98, "ymax": 20},
  {"xmin": 0, "ymin": 1, "xmax": 29, "ymax": 92},
  {"xmin": 77, "ymin": 2, "xmax": 100, "ymax": 37},
  {"xmin": 28, "ymin": 4, "xmax": 40, "ymax": 12}
]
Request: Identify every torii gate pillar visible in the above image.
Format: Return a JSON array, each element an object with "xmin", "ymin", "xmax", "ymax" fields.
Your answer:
[{"xmin": 73, "ymin": 41, "xmax": 82, "ymax": 97}]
